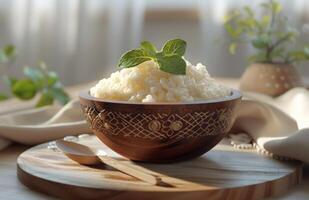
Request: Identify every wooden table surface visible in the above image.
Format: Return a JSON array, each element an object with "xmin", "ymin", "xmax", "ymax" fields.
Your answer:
[
  {"xmin": 1, "ymin": 78, "xmax": 309, "ymax": 200},
  {"xmin": 1, "ymin": 144, "xmax": 309, "ymax": 200}
]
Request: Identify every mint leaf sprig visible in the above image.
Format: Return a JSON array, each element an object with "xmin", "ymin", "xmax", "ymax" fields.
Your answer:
[{"xmin": 118, "ymin": 39, "xmax": 187, "ymax": 75}]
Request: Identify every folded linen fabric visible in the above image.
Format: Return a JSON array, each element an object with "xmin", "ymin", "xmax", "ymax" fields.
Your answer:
[
  {"xmin": 230, "ymin": 88, "xmax": 309, "ymax": 163},
  {"xmin": 0, "ymin": 100, "xmax": 90, "ymax": 150}
]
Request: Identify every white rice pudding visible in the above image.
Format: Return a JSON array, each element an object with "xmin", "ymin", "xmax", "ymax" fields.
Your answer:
[{"xmin": 90, "ymin": 60, "xmax": 231, "ymax": 103}]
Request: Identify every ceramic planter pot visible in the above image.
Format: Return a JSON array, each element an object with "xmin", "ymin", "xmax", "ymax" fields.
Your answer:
[{"xmin": 240, "ymin": 63, "xmax": 303, "ymax": 96}]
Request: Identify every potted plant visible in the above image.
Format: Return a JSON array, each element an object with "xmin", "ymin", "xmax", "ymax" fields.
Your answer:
[
  {"xmin": 224, "ymin": 0, "xmax": 309, "ymax": 96},
  {"xmin": 0, "ymin": 45, "xmax": 70, "ymax": 107}
]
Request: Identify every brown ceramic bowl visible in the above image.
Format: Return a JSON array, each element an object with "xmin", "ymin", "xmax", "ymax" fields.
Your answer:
[{"xmin": 79, "ymin": 89, "xmax": 242, "ymax": 163}]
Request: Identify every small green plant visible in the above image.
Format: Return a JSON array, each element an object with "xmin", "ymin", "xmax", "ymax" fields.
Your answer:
[
  {"xmin": 224, "ymin": 0, "xmax": 309, "ymax": 64},
  {"xmin": 0, "ymin": 45, "xmax": 70, "ymax": 107},
  {"xmin": 119, "ymin": 39, "xmax": 187, "ymax": 75}
]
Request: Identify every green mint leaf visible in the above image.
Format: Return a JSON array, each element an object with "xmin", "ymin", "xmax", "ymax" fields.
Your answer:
[
  {"xmin": 157, "ymin": 55, "xmax": 186, "ymax": 75},
  {"xmin": 0, "ymin": 93, "xmax": 8, "ymax": 101},
  {"xmin": 12, "ymin": 79, "xmax": 37, "ymax": 100},
  {"xmin": 36, "ymin": 91, "xmax": 54, "ymax": 107},
  {"xmin": 140, "ymin": 41, "xmax": 157, "ymax": 57},
  {"xmin": 118, "ymin": 49, "xmax": 152, "ymax": 68},
  {"xmin": 162, "ymin": 39, "xmax": 187, "ymax": 57},
  {"xmin": 117, "ymin": 39, "xmax": 188, "ymax": 75},
  {"xmin": 50, "ymin": 88, "xmax": 70, "ymax": 105}
]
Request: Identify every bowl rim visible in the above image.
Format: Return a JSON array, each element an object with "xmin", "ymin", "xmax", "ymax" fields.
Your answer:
[{"xmin": 79, "ymin": 89, "xmax": 242, "ymax": 105}]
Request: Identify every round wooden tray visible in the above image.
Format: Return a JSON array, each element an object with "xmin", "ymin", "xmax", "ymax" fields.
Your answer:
[{"xmin": 17, "ymin": 135, "xmax": 302, "ymax": 200}]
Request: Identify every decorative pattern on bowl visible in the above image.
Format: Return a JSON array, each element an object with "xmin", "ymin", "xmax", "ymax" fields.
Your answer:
[{"xmin": 81, "ymin": 105, "xmax": 232, "ymax": 140}]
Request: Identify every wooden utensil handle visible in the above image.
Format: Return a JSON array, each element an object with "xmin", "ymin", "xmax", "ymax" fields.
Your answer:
[{"xmin": 98, "ymin": 156, "xmax": 163, "ymax": 186}]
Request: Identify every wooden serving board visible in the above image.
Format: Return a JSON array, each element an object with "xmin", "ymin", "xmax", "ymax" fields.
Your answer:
[{"xmin": 17, "ymin": 135, "xmax": 302, "ymax": 200}]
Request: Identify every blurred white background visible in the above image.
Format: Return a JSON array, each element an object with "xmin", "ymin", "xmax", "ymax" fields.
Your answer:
[{"xmin": 0, "ymin": 0, "xmax": 308, "ymax": 86}]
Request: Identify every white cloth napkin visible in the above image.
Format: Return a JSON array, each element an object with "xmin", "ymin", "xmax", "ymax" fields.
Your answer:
[
  {"xmin": 244, "ymin": 87, "xmax": 309, "ymax": 129},
  {"xmin": 230, "ymin": 88, "xmax": 309, "ymax": 163},
  {"xmin": 230, "ymin": 99, "xmax": 308, "ymax": 162},
  {"xmin": 0, "ymin": 88, "xmax": 308, "ymax": 164},
  {"xmin": 0, "ymin": 100, "xmax": 90, "ymax": 150}
]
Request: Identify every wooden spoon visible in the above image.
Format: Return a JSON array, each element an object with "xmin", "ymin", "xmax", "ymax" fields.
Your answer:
[{"xmin": 55, "ymin": 140, "xmax": 171, "ymax": 187}]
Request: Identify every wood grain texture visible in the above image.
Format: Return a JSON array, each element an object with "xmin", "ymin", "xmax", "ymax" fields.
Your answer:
[{"xmin": 17, "ymin": 136, "xmax": 302, "ymax": 200}]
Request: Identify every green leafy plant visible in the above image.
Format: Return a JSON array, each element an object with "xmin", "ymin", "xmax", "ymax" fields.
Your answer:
[
  {"xmin": 0, "ymin": 45, "xmax": 70, "ymax": 107},
  {"xmin": 224, "ymin": 0, "xmax": 309, "ymax": 64},
  {"xmin": 118, "ymin": 39, "xmax": 187, "ymax": 75}
]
